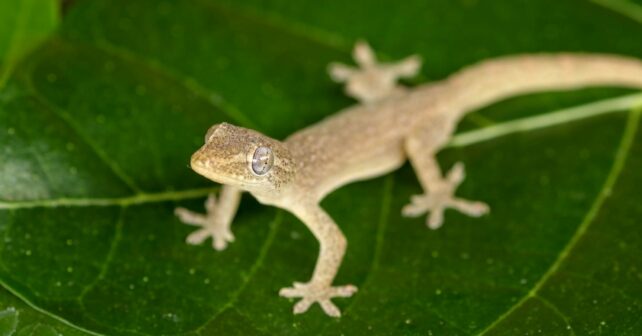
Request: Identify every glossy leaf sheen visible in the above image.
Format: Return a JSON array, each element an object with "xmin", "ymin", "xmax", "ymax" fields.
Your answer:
[{"xmin": 0, "ymin": 0, "xmax": 641, "ymax": 335}]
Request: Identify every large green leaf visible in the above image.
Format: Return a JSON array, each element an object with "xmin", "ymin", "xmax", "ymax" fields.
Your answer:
[{"xmin": 1, "ymin": 0, "xmax": 641, "ymax": 335}]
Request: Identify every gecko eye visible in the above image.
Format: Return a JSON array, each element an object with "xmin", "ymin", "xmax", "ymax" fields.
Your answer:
[{"xmin": 251, "ymin": 146, "xmax": 274, "ymax": 175}]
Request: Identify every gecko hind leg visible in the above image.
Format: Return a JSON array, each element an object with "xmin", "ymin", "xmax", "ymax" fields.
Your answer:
[
  {"xmin": 402, "ymin": 122, "xmax": 489, "ymax": 229},
  {"xmin": 402, "ymin": 162, "xmax": 489, "ymax": 229}
]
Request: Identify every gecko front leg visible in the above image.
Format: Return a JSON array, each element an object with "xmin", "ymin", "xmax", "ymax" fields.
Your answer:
[
  {"xmin": 279, "ymin": 202, "xmax": 357, "ymax": 317},
  {"xmin": 174, "ymin": 185, "xmax": 242, "ymax": 250},
  {"xmin": 402, "ymin": 118, "xmax": 489, "ymax": 229}
]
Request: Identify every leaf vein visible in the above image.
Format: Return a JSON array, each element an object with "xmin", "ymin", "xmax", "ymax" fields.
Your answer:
[
  {"xmin": 4, "ymin": 94, "xmax": 639, "ymax": 210},
  {"xmin": 22, "ymin": 80, "xmax": 143, "ymax": 193},
  {"xmin": 476, "ymin": 109, "xmax": 640, "ymax": 335},
  {"xmin": 193, "ymin": 0, "xmax": 350, "ymax": 53},
  {"xmin": 533, "ymin": 295, "xmax": 576, "ymax": 335},
  {"xmin": 449, "ymin": 93, "xmax": 642, "ymax": 148},
  {"xmin": 0, "ymin": 187, "xmax": 217, "ymax": 210},
  {"xmin": 590, "ymin": 0, "xmax": 642, "ymax": 24},
  {"xmin": 194, "ymin": 211, "xmax": 283, "ymax": 334},
  {"xmin": 89, "ymin": 38, "xmax": 259, "ymax": 130},
  {"xmin": 77, "ymin": 207, "xmax": 125, "ymax": 302},
  {"xmin": 330, "ymin": 176, "xmax": 394, "ymax": 317}
]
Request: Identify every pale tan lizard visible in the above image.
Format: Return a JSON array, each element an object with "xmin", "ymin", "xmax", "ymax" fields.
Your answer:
[{"xmin": 175, "ymin": 41, "xmax": 642, "ymax": 317}]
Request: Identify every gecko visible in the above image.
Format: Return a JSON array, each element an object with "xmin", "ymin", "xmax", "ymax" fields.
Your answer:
[{"xmin": 174, "ymin": 41, "xmax": 642, "ymax": 317}]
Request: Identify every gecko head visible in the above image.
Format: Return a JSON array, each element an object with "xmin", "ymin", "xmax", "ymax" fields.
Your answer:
[{"xmin": 190, "ymin": 123, "xmax": 297, "ymax": 194}]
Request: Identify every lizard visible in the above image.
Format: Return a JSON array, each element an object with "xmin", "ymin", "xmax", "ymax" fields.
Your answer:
[{"xmin": 174, "ymin": 41, "xmax": 642, "ymax": 317}]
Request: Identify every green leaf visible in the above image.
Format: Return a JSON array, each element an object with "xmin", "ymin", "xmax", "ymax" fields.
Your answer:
[
  {"xmin": 1, "ymin": 0, "xmax": 641, "ymax": 335},
  {"xmin": 0, "ymin": 0, "xmax": 59, "ymax": 89}
]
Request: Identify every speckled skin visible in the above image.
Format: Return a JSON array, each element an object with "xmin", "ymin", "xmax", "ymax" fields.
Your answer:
[{"xmin": 175, "ymin": 41, "xmax": 642, "ymax": 317}]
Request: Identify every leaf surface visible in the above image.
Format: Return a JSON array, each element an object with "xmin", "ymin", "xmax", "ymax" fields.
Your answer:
[{"xmin": 0, "ymin": 0, "xmax": 641, "ymax": 335}]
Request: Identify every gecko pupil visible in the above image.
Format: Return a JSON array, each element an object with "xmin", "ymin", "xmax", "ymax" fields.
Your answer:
[{"xmin": 252, "ymin": 146, "xmax": 273, "ymax": 175}]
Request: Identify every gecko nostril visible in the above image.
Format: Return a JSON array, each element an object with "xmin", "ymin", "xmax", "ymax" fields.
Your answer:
[{"xmin": 190, "ymin": 152, "xmax": 205, "ymax": 169}]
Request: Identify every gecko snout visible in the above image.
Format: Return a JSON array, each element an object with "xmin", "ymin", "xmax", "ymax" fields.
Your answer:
[{"xmin": 190, "ymin": 150, "xmax": 208, "ymax": 171}]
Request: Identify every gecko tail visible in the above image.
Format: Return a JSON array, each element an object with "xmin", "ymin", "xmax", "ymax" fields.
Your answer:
[{"xmin": 444, "ymin": 53, "xmax": 642, "ymax": 116}]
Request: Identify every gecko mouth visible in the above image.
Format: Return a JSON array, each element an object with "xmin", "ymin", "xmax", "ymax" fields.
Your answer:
[{"xmin": 190, "ymin": 151, "xmax": 259, "ymax": 188}]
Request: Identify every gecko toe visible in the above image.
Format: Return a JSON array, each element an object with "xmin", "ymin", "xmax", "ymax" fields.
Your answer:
[
  {"xmin": 212, "ymin": 237, "xmax": 228, "ymax": 251},
  {"xmin": 452, "ymin": 199, "xmax": 490, "ymax": 217},
  {"xmin": 280, "ymin": 282, "xmax": 357, "ymax": 317},
  {"xmin": 447, "ymin": 162, "xmax": 466, "ymax": 185},
  {"xmin": 319, "ymin": 300, "xmax": 341, "ymax": 317},
  {"xmin": 293, "ymin": 299, "xmax": 314, "ymax": 314},
  {"xmin": 403, "ymin": 190, "xmax": 488, "ymax": 229},
  {"xmin": 186, "ymin": 228, "xmax": 210, "ymax": 245},
  {"xmin": 402, "ymin": 194, "xmax": 430, "ymax": 217},
  {"xmin": 427, "ymin": 208, "xmax": 445, "ymax": 229},
  {"xmin": 332, "ymin": 284, "xmax": 358, "ymax": 297}
]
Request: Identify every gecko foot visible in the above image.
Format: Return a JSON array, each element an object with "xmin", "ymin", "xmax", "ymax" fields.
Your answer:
[
  {"xmin": 279, "ymin": 281, "xmax": 358, "ymax": 317},
  {"xmin": 401, "ymin": 162, "xmax": 489, "ymax": 229},
  {"xmin": 328, "ymin": 40, "xmax": 421, "ymax": 104},
  {"xmin": 174, "ymin": 193, "xmax": 235, "ymax": 251}
]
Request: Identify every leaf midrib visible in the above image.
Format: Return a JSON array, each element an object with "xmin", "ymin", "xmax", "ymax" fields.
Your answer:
[
  {"xmin": 0, "ymin": 187, "xmax": 216, "ymax": 210},
  {"xmin": 1, "ymin": 93, "xmax": 639, "ymax": 210}
]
